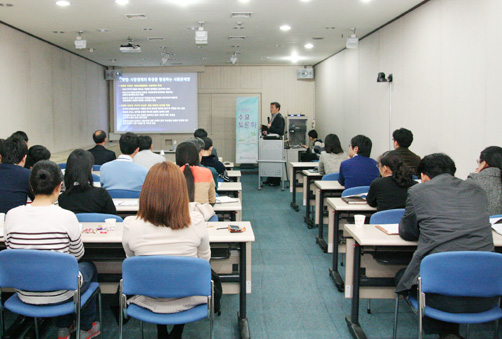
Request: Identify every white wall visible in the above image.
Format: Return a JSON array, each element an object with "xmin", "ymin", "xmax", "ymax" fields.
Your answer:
[
  {"xmin": 0, "ymin": 24, "xmax": 108, "ymax": 153},
  {"xmin": 314, "ymin": 0, "xmax": 502, "ymax": 178}
]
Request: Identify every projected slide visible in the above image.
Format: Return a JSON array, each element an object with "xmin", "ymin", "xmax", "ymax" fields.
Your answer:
[{"xmin": 114, "ymin": 73, "xmax": 198, "ymax": 133}]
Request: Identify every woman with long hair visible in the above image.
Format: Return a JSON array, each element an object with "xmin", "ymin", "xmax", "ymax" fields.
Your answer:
[
  {"xmin": 175, "ymin": 142, "xmax": 216, "ymax": 205},
  {"xmin": 58, "ymin": 149, "xmax": 116, "ymax": 214},
  {"xmin": 122, "ymin": 161, "xmax": 211, "ymax": 339},
  {"xmin": 366, "ymin": 150, "xmax": 417, "ymax": 211},
  {"xmin": 318, "ymin": 134, "xmax": 346, "ymax": 175},
  {"xmin": 467, "ymin": 146, "xmax": 502, "ymax": 215}
]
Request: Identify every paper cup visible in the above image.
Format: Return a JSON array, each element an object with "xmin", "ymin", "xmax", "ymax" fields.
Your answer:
[
  {"xmin": 354, "ymin": 214, "xmax": 366, "ymax": 227},
  {"xmin": 105, "ymin": 218, "xmax": 116, "ymax": 230}
]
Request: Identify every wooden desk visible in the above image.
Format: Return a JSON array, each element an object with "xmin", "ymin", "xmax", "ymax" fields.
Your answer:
[
  {"xmin": 325, "ymin": 198, "xmax": 376, "ymax": 291},
  {"xmin": 217, "ymin": 182, "xmax": 242, "ymax": 199},
  {"xmin": 113, "ymin": 198, "xmax": 243, "ymax": 222},
  {"xmin": 227, "ymin": 170, "xmax": 242, "ymax": 182},
  {"xmin": 313, "ymin": 181, "xmax": 344, "ymax": 252},
  {"xmin": 288, "ymin": 162, "xmax": 318, "ymax": 211},
  {"xmin": 81, "ymin": 221, "xmax": 255, "ymax": 339},
  {"xmin": 301, "ymin": 170, "xmax": 323, "ymax": 227}
]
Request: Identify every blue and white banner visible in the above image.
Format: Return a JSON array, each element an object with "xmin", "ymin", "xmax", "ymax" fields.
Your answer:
[{"xmin": 236, "ymin": 97, "xmax": 259, "ymax": 164}]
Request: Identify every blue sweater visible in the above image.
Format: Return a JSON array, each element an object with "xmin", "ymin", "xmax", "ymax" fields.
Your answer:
[
  {"xmin": 100, "ymin": 155, "xmax": 148, "ymax": 191},
  {"xmin": 0, "ymin": 164, "xmax": 33, "ymax": 214},
  {"xmin": 338, "ymin": 155, "xmax": 379, "ymax": 189}
]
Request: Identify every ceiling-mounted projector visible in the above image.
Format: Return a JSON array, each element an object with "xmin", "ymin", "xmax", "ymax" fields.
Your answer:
[{"xmin": 120, "ymin": 42, "xmax": 141, "ymax": 53}]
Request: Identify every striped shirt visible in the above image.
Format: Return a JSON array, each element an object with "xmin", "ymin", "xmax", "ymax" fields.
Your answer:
[{"xmin": 5, "ymin": 204, "xmax": 84, "ymax": 304}]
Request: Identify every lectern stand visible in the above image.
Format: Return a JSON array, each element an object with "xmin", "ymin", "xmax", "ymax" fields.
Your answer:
[{"xmin": 257, "ymin": 136, "xmax": 287, "ymax": 191}]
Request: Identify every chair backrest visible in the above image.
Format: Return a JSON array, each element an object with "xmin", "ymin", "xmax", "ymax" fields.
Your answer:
[
  {"xmin": 58, "ymin": 163, "xmax": 66, "ymax": 170},
  {"xmin": 122, "ymin": 256, "xmax": 211, "ymax": 298},
  {"xmin": 490, "ymin": 214, "xmax": 502, "ymax": 219},
  {"xmin": 208, "ymin": 214, "xmax": 219, "ymax": 222},
  {"xmin": 107, "ymin": 189, "xmax": 141, "ymax": 199},
  {"xmin": 322, "ymin": 172, "xmax": 339, "ymax": 181},
  {"xmin": 0, "ymin": 249, "xmax": 78, "ymax": 291},
  {"xmin": 92, "ymin": 173, "xmax": 100, "ymax": 182},
  {"xmin": 342, "ymin": 186, "xmax": 370, "ymax": 197},
  {"xmin": 420, "ymin": 251, "xmax": 502, "ymax": 297},
  {"xmin": 93, "ymin": 165, "xmax": 101, "ymax": 171},
  {"xmin": 76, "ymin": 213, "xmax": 123, "ymax": 222},
  {"xmin": 370, "ymin": 209, "xmax": 405, "ymax": 224}
]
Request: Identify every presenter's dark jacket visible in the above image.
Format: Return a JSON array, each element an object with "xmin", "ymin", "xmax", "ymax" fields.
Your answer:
[
  {"xmin": 396, "ymin": 174, "xmax": 493, "ymax": 293},
  {"xmin": 269, "ymin": 112, "xmax": 285, "ymax": 136},
  {"xmin": 395, "ymin": 147, "xmax": 421, "ymax": 175},
  {"xmin": 88, "ymin": 145, "xmax": 117, "ymax": 166}
]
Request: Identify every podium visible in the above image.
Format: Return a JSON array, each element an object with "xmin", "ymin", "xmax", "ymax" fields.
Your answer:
[{"xmin": 257, "ymin": 136, "xmax": 288, "ymax": 191}]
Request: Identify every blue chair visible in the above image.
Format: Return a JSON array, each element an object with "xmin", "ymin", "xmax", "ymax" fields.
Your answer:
[
  {"xmin": 107, "ymin": 189, "xmax": 141, "ymax": 199},
  {"xmin": 92, "ymin": 173, "xmax": 100, "ymax": 182},
  {"xmin": 119, "ymin": 256, "xmax": 214, "ymax": 339},
  {"xmin": 58, "ymin": 163, "xmax": 66, "ymax": 170},
  {"xmin": 369, "ymin": 209, "xmax": 405, "ymax": 224},
  {"xmin": 341, "ymin": 186, "xmax": 370, "ymax": 197},
  {"xmin": 0, "ymin": 249, "xmax": 102, "ymax": 339},
  {"xmin": 322, "ymin": 172, "xmax": 339, "ymax": 181},
  {"xmin": 76, "ymin": 213, "xmax": 123, "ymax": 222},
  {"xmin": 93, "ymin": 165, "xmax": 101, "ymax": 171},
  {"xmin": 208, "ymin": 214, "xmax": 219, "ymax": 222},
  {"xmin": 393, "ymin": 251, "xmax": 502, "ymax": 339}
]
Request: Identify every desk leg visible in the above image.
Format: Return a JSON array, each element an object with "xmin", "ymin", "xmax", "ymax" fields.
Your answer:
[
  {"xmin": 290, "ymin": 168, "xmax": 299, "ymax": 211},
  {"xmin": 316, "ymin": 190, "xmax": 328, "ymax": 252},
  {"xmin": 238, "ymin": 242, "xmax": 250, "ymax": 339},
  {"xmin": 304, "ymin": 178, "xmax": 314, "ymax": 228},
  {"xmin": 329, "ymin": 212, "xmax": 344, "ymax": 292},
  {"xmin": 345, "ymin": 243, "xmax": 367, "ymax": 339}
]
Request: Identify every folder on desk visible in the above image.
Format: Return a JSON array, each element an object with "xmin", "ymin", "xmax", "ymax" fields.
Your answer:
[
  {"xmin": 341, "ymin": 194, "xmax": 367, "ymax": 205},
  {"xmin": 375, "ymin": 224, "xmax": 399, "ymax": 235},
  {"xmin": 216, "ymin": 196, "xmax": 239, "ymax": 204}
]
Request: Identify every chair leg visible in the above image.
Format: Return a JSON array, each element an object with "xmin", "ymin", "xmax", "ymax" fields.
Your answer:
[
  {"xmin": 494, "ymin": 319, "xmax": 500, "ymax": 339},
  {"xmin": 367, "ymin": 299, "xmax": 371, "ymax": 314},
  {"xmin": 392, "ymin": 295, "xmax": 400, "ymax": 339},
  {"xmin": 34, "ymin": 318, "xmax": 39, "ymax": 339},
  {"xmin": 98, "ymin": 290, "xmax": 103, "ymax": 338},
  {"xmin": 466, "ymin": 324, "xmax": 470, "ymax": 339},
  {"xmin": 140, "ymin": 320, "xmax": 144, "ymax": 339}
]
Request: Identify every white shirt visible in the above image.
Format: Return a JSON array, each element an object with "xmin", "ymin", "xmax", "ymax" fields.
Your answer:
[{"xmin": 133, "ymin": 150, "xmax": 166, "ymax": 170}]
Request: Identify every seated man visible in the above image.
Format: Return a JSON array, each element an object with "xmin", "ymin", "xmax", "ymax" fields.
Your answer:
[
  {"xmin": 397, "ymin": 153, "xmax": 495, "ymax": 339},
  {"xmin": 338, "ymin": 135, "xmax": 379, "ymax": 189},
  {"xmin": 100, "ymin": 132, "xmax": 148, "ymax": 192},
  {"xmin": 24, "ymin": 145, "xmax": 51, "ymax": 169},
  {"xmin": 194, "ymin": 128, "xmax": 218, "ymax": 158},
  {"xmin": 11, "ymin": 131, "xmax": 29, "ymax": 147},
  {"xmin": 393, "ymin": 128, "xmax": 421, "ymax": 175},
  {"xmin": 201, "ymin": 137, "xmax": 229, "ymax": 182},
  {"xmin": 133, "ymin": 135, "xmax": 165, "ymax": 170},
  {"xmin": 0, "ymin": 136, "xmax": 34, "ymax": 213},
  {"xmin": 186, "ymin": 137, "xmax": 219, "ymax": 188},
  {"xmin": 88, "ymin": 130, "xmax": 116, "ymax": 165}
]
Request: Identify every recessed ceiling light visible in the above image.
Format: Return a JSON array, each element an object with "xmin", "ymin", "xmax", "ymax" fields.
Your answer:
[
  {"xmin": 55, "ymin": 1, "xmax": 70, "ymax": 6},
  {"xmin": 361, "ymin": 0, "xmax": 371, "ymax": 2},
  {"xmin": 97, "ymin": 28, "xmax": 109, "ymax": 33},
  {"xmin": 274, "ymin": 44, "xmax": 282, "ymax": 48},
  {"xmin": 52, "ymin": 30, "xmax": 65, "ymax": 34},
  {"xmin": 238, "ymin": 0, "xmax": 250, "ymax": 2},
  {"xmin": 233, "ymin": 26, "xmax": 244, "ymax": 30},
  {"xmin": 304, "ymin": 43, "xmax": 313, "ymax": 49},
  {"xmin": 299, "ymin": 0, "xmax": 311, "ymax": 2},
  {"xmin": 115, "ymin": 0, "xmax": 129, "ymax": 5},
  {"xmin": 280, "ymin": 25, "xmax": 291, "ymax": 32},
  {"xmin": 142, "ymin": 28, "xmax": 153, "ymax": 31}
]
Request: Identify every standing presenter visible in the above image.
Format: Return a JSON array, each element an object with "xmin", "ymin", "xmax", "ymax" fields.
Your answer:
[{"xmin": 263, "ymin": 102, "xmax": 285, "ymax": 186}]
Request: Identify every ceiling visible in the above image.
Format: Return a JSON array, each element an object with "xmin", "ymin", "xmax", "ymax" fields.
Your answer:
[{"xmin": 0, "ymin": 0, "xmax": 424, "ymax": 68}]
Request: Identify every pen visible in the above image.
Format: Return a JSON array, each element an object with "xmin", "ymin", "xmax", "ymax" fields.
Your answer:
[{"xmin": 217, "ymin": 227, "xmax": 227, "ymax": 230}]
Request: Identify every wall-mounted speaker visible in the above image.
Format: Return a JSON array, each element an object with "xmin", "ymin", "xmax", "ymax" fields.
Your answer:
[
  {"xmin": 105, "ymin": 69, "xmax": 122, "ymax": 80},
  {"xmin": 297, "ymin": 68, "xmax": 314, "ymax": 80}
]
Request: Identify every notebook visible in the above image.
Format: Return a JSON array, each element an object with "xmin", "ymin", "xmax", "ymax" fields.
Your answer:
[
  {"xmin": 341, "ymin": 193, "xmax": 367, "ymax": 205},
  {"xmin": 375, "ymin": 224, "xmax": 399, "ymax": 235}
]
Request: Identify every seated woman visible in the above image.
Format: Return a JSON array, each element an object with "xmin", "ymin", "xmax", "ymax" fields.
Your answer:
[
  {"xmin": 176, "ymin": 142, "xmax": 216, "ymax": 205},
  {"xmin": 366, "ymin": 150, "xmax": 417, "ymax": 211},
  {"xmin": 4, "ymin": 160, "xmax": 99, "ymax": 339},
  {"xmin": 318, "ymin": 134, "xmax": 346, "ymax": 175},
  {"xmin": 301, "ymin": 129, "xmax": 324, "ymax": 162},
  {"xmin": 122, "ymin": 161, "xmax": 211, "ymax": 339},
  {"xmin": 467, "ymin": 146, "xmax": 502, "ymax": 215},
  {"xmin": 58, "ymin": 149, "xmax": 116, "ymax": 214}
]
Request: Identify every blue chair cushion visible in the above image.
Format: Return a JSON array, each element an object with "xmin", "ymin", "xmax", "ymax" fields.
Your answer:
[
  {"xmin": 127, "ymin": 303, "xmax": 208, "ymax": 325},
  {"xmin": 408, "ymin": 295, "xmax": 502, "ymax": 324},
  {"xmin": 4, "ymin": 282, "xmax": 99, "ymax": 318}
]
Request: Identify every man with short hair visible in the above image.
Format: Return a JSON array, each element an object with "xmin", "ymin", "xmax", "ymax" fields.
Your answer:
[
  {"xmin": 88, "ymin": 130, "xmax": 116, "ymax": 165},
  {"xmin": 133, "ymin": 136, "xmax": 165, "ymax": 170},
  {"xmin": 186, "ymin": 137, "xmax": 219, "ymax": 188},
  {"xmin": 24, "ymin": 145, "xmax": 51, "ymax": 169},
  {"xmin": 10, "ymin": 131, "xmax": 28, "ymax": 147},
  {"xmin": 0, "ymin": 136, "xmax": 34, "ymax": 213},
  {"xmin": 100, "ymin": 132, "xmax": 148, "ymax": 191},
  {"xmin": 338, "ymin": 135, "xmax": 379, "ymax": 189},
  {"xmin": 397, "ymin": 153, "xmax": 494, "ymax": 338},
  {"xmin": 393, "ymin": 128, "xmax": 421, "ymax": 174},
  {"xmin": 263, "ymin": 102, "xmax": 285, "ymax": 137},
  {"xmin": 201, "ymin": 137, "xmax": 229, "ymax": 182},
  {"xmin": 194, "ymin": 128, "xmax": 218, "ymax": 158}
]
